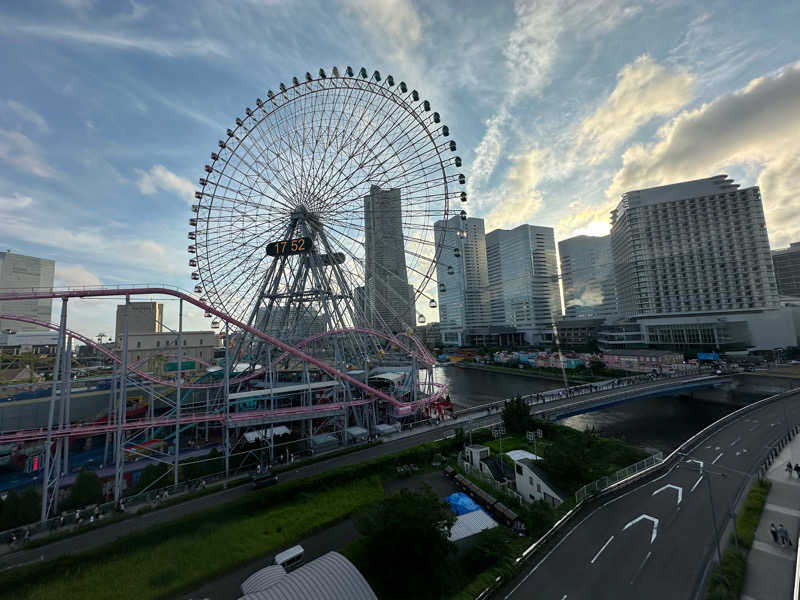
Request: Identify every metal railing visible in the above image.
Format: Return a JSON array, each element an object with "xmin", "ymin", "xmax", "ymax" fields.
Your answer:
[{"xmin": 574, "ymin": 452, "xmax": 664, "ymax": 503}]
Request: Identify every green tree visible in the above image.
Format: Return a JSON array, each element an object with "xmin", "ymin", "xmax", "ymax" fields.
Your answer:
[
  {"xmin": 502, "ymin": 395, "xmax": 531, "ymax": 434},
  {"xmin": 0, "ymin": 487, "xmax": 40, "ymax": 530},
  {"xmin": 354, "ymin": 485, "xmax": 456, "ymax": 599},
  {"xmin": 459, "ymin": 527, "xmax": 513, "ymax": 574},
  {"xmin": 63, "ymin": 468, "xmax": 104, "ymax": 509}
]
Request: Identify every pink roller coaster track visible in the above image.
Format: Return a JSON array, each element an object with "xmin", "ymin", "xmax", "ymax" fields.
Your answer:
[{"xmin": 0, "ymin": 288, "xmax": 445, "ymax": 444}]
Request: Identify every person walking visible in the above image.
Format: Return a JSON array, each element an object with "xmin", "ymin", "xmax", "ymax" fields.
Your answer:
[
  {"xmin": 770, "ymin": 523, "xmax": 780, "ymax": 544},
  {"xmin": 794, "ymin": 463, "xmax": 800, "ymax": 479},
  {"xmin": 787, "ymin": 461, "xmax": 794, "ymax": 477},
  {"xmin": 779, "ymin": 524, "xmax": 793, "ymax": 546}
]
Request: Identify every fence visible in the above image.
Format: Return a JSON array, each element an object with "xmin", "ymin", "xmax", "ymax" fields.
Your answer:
[{"xmin": 574, "ymin": 452, "xmax": 664, "ymax": 503}]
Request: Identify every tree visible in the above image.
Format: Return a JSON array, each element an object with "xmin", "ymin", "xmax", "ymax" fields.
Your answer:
[
  {"xmin": 63, "ymin": 468, "xmax": 104, "ymax": 509},
  {"xmin": 502, "ymin": 395, "xmax": 531, "ymax": 434},
  {"xmin": 0, "ymin": 487, "xmax": 40, "ymax": 530},
  {"xmin": 354, "ymin": 485, "xmax": 456, "ymax": 599}
]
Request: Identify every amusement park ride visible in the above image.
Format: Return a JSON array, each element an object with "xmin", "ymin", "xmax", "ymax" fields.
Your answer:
[{"xmin": 0, "ymin": 67, "xmax": 467, "ymax": 522}]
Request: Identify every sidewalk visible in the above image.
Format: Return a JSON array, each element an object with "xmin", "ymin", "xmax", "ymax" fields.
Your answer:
[{"xmin": 741, "ymin": 435, "xmax": 800, "ymax": 600}]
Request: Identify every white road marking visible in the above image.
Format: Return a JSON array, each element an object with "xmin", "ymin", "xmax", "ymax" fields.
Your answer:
[
  {"xmin": 561, "ymin": 596, "xmax": 568, "ymax": 600},
  {"xmin": 630, "ymin": 551, "xmax": 653, "ymax": 585},
  {"xmin": 623, "ymin": 515, "xmax": 659, "ymax": 544},
  {"xmin": 730, "ymin": 437, "xmax": 741, "ymax": 447},
  {"xmin": 691, "ymin": 475, "xmax": 704, "ymax": 493},
  {"xmin": 715, "ymin": 446, "xmax": 721, "ymax": 450},
  {"xmin": 752, "ymin": 540, "xmax": 796, "ymax": 561},
  {"xmin": 712, "ymin": 453, "xmax": 723, "ymax": 464},
  {"xmin": 736, "ymin": 451, "xmax": 740, "ymax": 456},
  {"xmin": 590, "ymin": 536, "xmax": 615, "ymax": 564},
  {"xmin": 743, "ymin": 448, "xmax": 748, "ymax": 453},
  {"xmin": 765, "ymin": 503, "xmax": 800, "ymax": 518},
  {"xmin": 686, "ymin": 459, "xmax": 704, "ymax": 472},
  {"xmin": 652, "ymin": 484, "xmax": 683, "ymax": 505}
]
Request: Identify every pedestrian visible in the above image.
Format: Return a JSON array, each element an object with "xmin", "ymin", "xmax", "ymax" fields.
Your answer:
[
  {"xmin": 780, "ymin": 524, "xmax": 793, "ymax": 547},
  {"xmin": 770, "ymin": 523, "xmax": 779, "ymax": 544},
  {"xmin": 795, "ymin": 464, "xmax": 800, "ymax": 479},
  {"xmin": 787, "ymin": 461, "xmax": 793, "ymax": 477}
]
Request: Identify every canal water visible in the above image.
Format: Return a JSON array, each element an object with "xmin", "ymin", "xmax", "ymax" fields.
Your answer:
[{"xmin": 432, "ymin": 365, "xmax": 761, "ymax": 453}]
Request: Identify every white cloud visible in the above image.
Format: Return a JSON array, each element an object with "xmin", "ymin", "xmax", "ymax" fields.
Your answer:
[
  {"xmin": 55, "ymin": 264, "xmax": 102, "ymax": 287},
  {"xmin": 484, "ymin": 149, "xmax": 546, "ymax": 231},
  {"xmin": 5, "ymin": 22, "xmax": 228, "ymax": 58},
  {"xmin": 0, "ymin": 192, "xmax": 34, "ymax": 210},
  {"xmin": 576, "ymin": 55, "xmax": 694, "ymax": 164},
  {"xmin": 344, "ymin": 0, "xmax": 422, "ymax": 46},
  {"xmin": 3, "ymin": 99, "xmax": 49, "ymax": 133},
  {"xmin": 602, "ymin": 59, "xmax": 800, "ymax": 247},
  {"xmin": 0, "ymin": 130, "xmax": 56, "ymax": 178},
  {"xmin": 136, "ymin": 164, "xmax": 195, "ymax": 205}
]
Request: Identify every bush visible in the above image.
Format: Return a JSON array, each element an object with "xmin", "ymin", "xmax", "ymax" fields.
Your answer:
[
  {"xmin": 62, "ymin": 468, "xmax": 103, "ymax": 510},
  {"xmin": 460, "ymin": 527, "xmax": 513, "ymax": 574},
  {"xmin": 0, "ymin": 487, "xmax": 40, "ymax": 531}
]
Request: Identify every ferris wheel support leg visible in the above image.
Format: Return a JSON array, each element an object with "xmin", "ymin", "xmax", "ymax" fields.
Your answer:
[
  {"xmin": 41, "ymin": 298, "xmax": 67, "ymax": 523},
  {"xmin": 174, "ymin": 299, "xmax": 183, "ymax": 486},
  {"xmin": 114, "ymin": 296, "xmax": 130, "ymax": 505},
  {"xmin": 224, "ymin": 322, "xmax": 230, "ymax": 484}
]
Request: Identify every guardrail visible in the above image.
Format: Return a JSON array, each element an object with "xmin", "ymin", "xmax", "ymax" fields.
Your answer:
[
  {"xmin": 574, "ymin": 452, "xmax": 663, "ymax": 503},
  {"xmin": 475, "ymin": 383, "xmax": 800, "ymax": 600}
]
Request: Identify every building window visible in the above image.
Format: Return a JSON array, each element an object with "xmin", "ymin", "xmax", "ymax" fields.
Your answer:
[
  {"xmin": 156, "ymin": 341, "xmax": 160, "ymax": 348},
  {"xmin": 136, "ymin": 342, "xmax": 141, "ymax": 348},
  {"xmin": 528, "ymin": 476, "xmax": 533, "ymax": 485}
]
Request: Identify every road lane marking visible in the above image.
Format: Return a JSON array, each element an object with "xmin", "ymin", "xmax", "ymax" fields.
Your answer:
[
  {"xmin": 765, "ymin": 503, "xmax": 800, "ymax": 518},
  {"xmin": 652, "ymin": 484, "xmax": 682, "ymax": 504},
  {"xmin": 623, "ymin": 515, "xmax": 659, "ymax": 544},
  {"xmin": 630, "ymin": 551, "xmax": 652, "ymax": 585},
  {"xmin": 691, "ymin": 475, "xmax": 704, "ymax": 493},
  {"xmin": 686, "ymin": 459, "xmax": 704, "ymax": 472},
  {"xmin": 561, "ymin": 595, "xmax": 568, "ymax": 599},
  {"xmin": 730, "ymin": 437, "xmax": 741, "ymax": 447},
  {"xmin": 715, "ymin": 446, "xmax": 721, "ymax": 450},
  {"xmin": 590, "ymin": 536, "xmax": 614, "ymax": 564},
  {"xmin": 712, "ymin": 453, "xmax": 723, "ymax": 464}
]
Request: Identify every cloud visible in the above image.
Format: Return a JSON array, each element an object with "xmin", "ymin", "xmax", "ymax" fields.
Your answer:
[
  {"xmin": 55, "ymin": 264, "xmax": 102, "ymax": 287},
  {"xmin": 603, "ymin": 60, "xmax": 800, "ymax": 246},
  {"xmin": 0, "ymin": 130, "xmax": 56, "ymax": 178},
  {"xmin": 344, "ymin": 0, "xmax": 422, "ymax": 46},
  {"xmin": 576, "ymin": 55, "xmax": 693, "ymax": 164},
  {"xmin": 5, "ymin": 22, "xmax": 228, "ymax": 58},
  {"xmin": 484, "ymin": 149, "xmax": 546, "ymax": 231},
  {"xmin": 0, "ymin": 192, "xmax": 34, "ymax": 210},
  {"xmin": 136, "ymin": 164, "xmax": 195, "ymax": 205},
  {"xmin": 2, "ymin": 100, "xmax": 49, "ymax": 133}
]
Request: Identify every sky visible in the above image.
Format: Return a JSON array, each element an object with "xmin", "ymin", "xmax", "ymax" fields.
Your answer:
[{"xmin": 1, "ymin": 0, "xmax": 799, "ymax": 336}]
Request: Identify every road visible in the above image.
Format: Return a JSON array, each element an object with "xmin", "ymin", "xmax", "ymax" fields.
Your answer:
[{"xmin": 501, "ymin": 391, "xmax": 800, "ymax": 600}]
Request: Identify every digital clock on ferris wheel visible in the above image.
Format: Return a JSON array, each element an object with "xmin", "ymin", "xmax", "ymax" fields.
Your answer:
[{"xmin": 266, "ymin": 237, "xmax": 313, "ymax": 257}]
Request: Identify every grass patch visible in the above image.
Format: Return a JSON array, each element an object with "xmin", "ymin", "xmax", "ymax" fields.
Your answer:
[
  {"xmin": 1, "ymin": 476, "xmax": 383, "ymax": 600},
  {"xmin": 704, "ymin": 478, "xmax": 771, "ymax": 600}
]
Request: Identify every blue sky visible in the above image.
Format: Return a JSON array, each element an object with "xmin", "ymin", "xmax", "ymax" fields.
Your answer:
[{"xmin": 1, "ymin": 0, "xmax": 799, "ymax": 334}]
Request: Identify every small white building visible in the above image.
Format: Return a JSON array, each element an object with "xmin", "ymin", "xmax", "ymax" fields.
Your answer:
[
  {"xmin": 514, "ymin": 458, "xmax": 563, "ymax": 507},
  {"xmin": 463, "ymin": 445, "xmax": 490, "ymax": 470}
]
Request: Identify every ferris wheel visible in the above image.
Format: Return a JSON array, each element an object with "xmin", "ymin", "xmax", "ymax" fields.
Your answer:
[{"xmin": 189, "ymin": 66, "xmax": 466, "ymax": 362}]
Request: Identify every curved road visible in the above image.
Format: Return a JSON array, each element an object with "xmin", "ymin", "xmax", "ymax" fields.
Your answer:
[{"xmin": 502, "ymin": 389, "xmax": 800, "ymax": 600}]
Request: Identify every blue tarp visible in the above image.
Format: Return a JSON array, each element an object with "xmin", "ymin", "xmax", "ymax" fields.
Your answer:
[
  {"xmin": 447, "ymin": 492, "xmax": 481, "ymax": 515},
  {"xmin": 697, "ymin": 352, "xmax": 720, "ymax": 361}
]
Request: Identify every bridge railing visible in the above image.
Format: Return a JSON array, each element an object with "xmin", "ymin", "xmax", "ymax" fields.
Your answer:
[{"xmin": 574, "ymin": 452, "xmax": 664, "ymax": 503}]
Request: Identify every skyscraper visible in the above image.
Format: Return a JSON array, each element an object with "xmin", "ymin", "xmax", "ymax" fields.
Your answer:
[
  {"xmin": 363, "ymin": 185, "xmax": 413, "ymax": 333},
  {"xmin": 434, "ymin": 215, "xmax": 490, "ymax": 345},
  {"xmin": 772, "ymin": 242, "xmax": 800, "ymax": 298},
  {"xmin": 558, "ymin": 235, "xmax": 616, "ymax": 319},
  {"xmin": 485, "ymin": 224, "xmax": 560, "ymax": 342},
  {"xmin": 0, "ymin": 251, "xmax": 55, "ymax": 332},
  {"xmin": 610, "ymin": 175, "xmax": 778, "ymax": 318}
]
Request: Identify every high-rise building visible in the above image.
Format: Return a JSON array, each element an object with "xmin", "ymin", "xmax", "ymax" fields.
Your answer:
[
  {"xmin": 558, "ymin": 235, "xmax": 616, "ymax": 319},
  {"xmin": 434, "ymin": 216, "xmax": 490, "ymax": 345},
  {"xmin": 363, "ymin": 185, "xmax": 414, "ymax": 333},
  {"xmin": 0, "ymin": 251, "xmax": 55, "ymax": 332},
  {"xmin": 611, "ymin": 175, "xmax": 778, "ymax": 318},
  {"xmin": 601, "ymin": 176, "xmax": 795, "ymax": 352},
  {"xmin": 485, "ymin": 225, "xmax": 560, "ymax": 343},
  {"xmin": 772, "ymin": 242, "xmax": 800, "ymax": 298},
  {"xmin": 115, "ymin": 302, "xmax": 163, "ymax": 341}
]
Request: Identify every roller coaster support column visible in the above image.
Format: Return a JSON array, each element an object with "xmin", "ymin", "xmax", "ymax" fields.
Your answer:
[
  {"xmin": 60, "ymin": 336, "xmax": 73, "ymax": 483},
  {"xmin": 174, "ymin": 299, "xmax": 183, "ymax": 486},
  {"xmin": 41, "ymin": 298, "xmax": 67, "ymax": 522},
  {"xmin": 268, "ymin": 346, "xmax": 274, "ymax": 466},
  {"xmin": 104, "ymin": 362, "xmax": 116, "ymax": 466},
  {"xmin": 224, "ymin": 321, "xmax": 230, "ymax": 483},
  {"xmin": 114, "ymin": 296, "xmax": 129, "ymax": 505}
]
